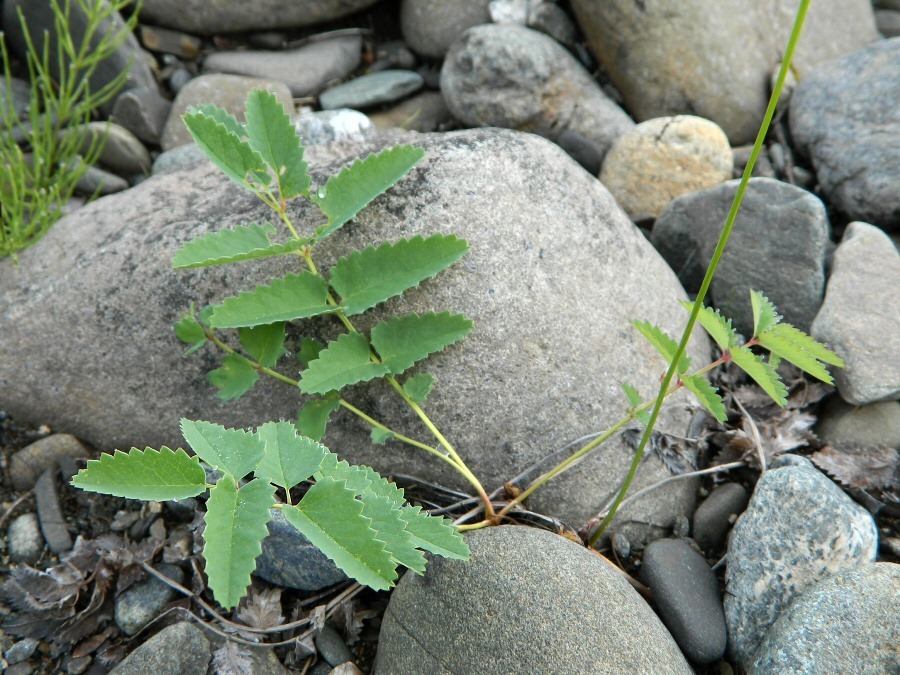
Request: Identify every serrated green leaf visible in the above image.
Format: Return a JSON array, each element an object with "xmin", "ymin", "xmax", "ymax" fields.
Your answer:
[
  {"xmin": 283, "ymin": 477, "xmax": 397, "ymax": 590},
  {"xmin": 239, "ymin": 323, "xmax": 287, "ymax": 368},
  {"xmin": 209, "ymin": 272, "xmax": 334, "ymax": 329},
  {"xmin": 315, "ymin": 453, "xmax": 405, "ymax": 506},
  {"xmin": 403, "ymin": 373, "xmax": 434, "ymax": 404},
  {"xmin": 680, "ymin": 300, "xmax": 738, "ymax": 351},
  {"xmin": 632, "ymin": 321, "xmax": 691, "ymax": 374},
  {"xmin": 680, "ymin": 375, "xmax": 727, "ymax": 423},
  {"xmin": 758, "ymin": 324, "xmax": 839, "ymax": 384},
  {"xmin": 244, "ymin": 89, "xmax": 310, "ymax": 199},
  {"xmin": 180, "ymin": 419, "xmax": 264, "ymax": 478},
  {"xmin": 329, "ymin": 234, "xmax": 468, "ymax": 316},
  {"xmin": 361, "ymin": 494, "xmax": 426, "ymax": 573},
  {"xmin": 762, "ymin": 323, "xmax": 844, "ymax": 367},
  {"xmin": 174, "ymin": 315, "xmax": 207, "ymax": 356},
  {"xmin": 370, "ymin": 312, "xmax": 472, "ymax": 375},
  {"xmin": 370, "ymin": 428, "xmax": 394, "ymax": 445},
  {"xmin": 400, "ymin": 505, "xmax": 470, "ymax": 559},
  {"xmin": 299, "ymin": 333, "xmax": 390, "ymax": 395},
  {"xmin": 172, "ymin": 223, "xmax": 310, "ymax": 269},
  {"xmin": 297, "ymin": 337, "xmax": 325, "ymax": 369},
  {"xmin": 621, "ymin": 382, "xmax": 650, "ymax": 425},
  {"xmin": 187, "ymin": 104, "xmax": 246, "ymax": 137},
  {"xmin": 750, "ymin": 290, "xmax": 782, "ymax": 337},
  {"xmin": 311, "ymin": 145, "xmax": 425, "ymax": 242},
  {"xmin": 296, "ymin": 395, "xmax": 341, "ymax": 441},
  {"xmin": 182, "ymin": 111, "xmax": 268, "ymax": 190},
  {"xmin": 730, "ymin": 346, "xmax": 788, "ymax": 407},
  {"xmin": 71, "ymin": 447, "xmax": 207, "ymax": 500},
  {"xmin": 208, "ymin": 353, "xmax": 259, "ymax": 400},
  {"xmin": 203, "ymin": 477, "xmax": 275, "ymax": 609},
  {"xmin": 255, "ymin": 421, "xmax": 326, "ymax": 491}
]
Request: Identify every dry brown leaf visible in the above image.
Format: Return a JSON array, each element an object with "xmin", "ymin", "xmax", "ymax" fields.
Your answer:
[
  {"xmin": 810, "ymin": 444, "xmax": 899, "ymax": 490},
  {"xmin": 236, "ymin": 586, "xmax": 284, "ymax": 631},
  {"xmin": 211, "ymin": 640, "xmax": 254, "ymax": 675}
]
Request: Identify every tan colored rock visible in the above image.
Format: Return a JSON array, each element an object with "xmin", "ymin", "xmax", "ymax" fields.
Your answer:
[
  {"xmin": 10, "ymin": 434, "xmax": 89, "ymax": 491},
  {"xmin": 600, "ymin": 115, "xmax": 732, "ymax": 222}
]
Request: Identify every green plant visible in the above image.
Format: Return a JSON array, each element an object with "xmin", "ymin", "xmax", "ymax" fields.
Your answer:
[
  {"xmin": 73, "ymin": 0, "xmax": 831, "ymax": 610},
  {"xmin": 0, "ymin": 0, "xmax": 139, "ymax": 262}
]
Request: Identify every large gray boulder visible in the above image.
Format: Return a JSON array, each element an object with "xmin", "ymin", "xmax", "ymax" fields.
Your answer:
[{"xmin": 0, "ymin": 128, "xmax": 708, "ymax": 530}]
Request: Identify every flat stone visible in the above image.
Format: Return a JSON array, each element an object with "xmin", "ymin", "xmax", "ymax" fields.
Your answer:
[
  {"xmin": 319, "ymin": 70, "xmax": 424, "ymax": 110},
  {"xmin": 314, "ymin": 623, "xmax": 353, "ymax": 667},
  {"xmin": 571, "ymin": 0, "xmax": 879, "ymax": 144},
  {"xmin": 112, "ymin": 87, "xmax": 173, "ymax": 145},
  {"xmin": 10, "ymin": 434, "xmax": 89, "ymax": 491},
  {"xmin": 203, "ymin": 32, "xmax": 362, "ymax": 98},
  {"xmin": 151, "ymin": 143, "xmax": 208, "ymax": 175},
  {"xmin": 691, "ymin": 482, "xmax": 749, "ymax": 554},
  {"xmin": 75, "ymin": 161, "xmax": 130, "ymax": 195},
  {"xmin": 375, "ymin": 526, "xmax": 693, "ymax": 673},
  {"xmin": 400, "ymin": 0, "xmax": 491, "ymax": 58},
  {"xmin": 0, "ymin": 128, "xmax": 709, "ymax": 532},
  {"xmin": 651, "ymin": 177, "xmax": 829, "ymax": 335},
  {"xmin": 790, "ymin": 38, "xmax": 900, "ymax": 230},
  {"xmin": 66, "ymin": 122, "xmax": 152, "ymax": 176},
  {"xmin": 816, "ymin": 397, "xmax": 900, "ymax": 448},
  {"xmin": 160, "ymin": 74, "xmax": 294, "ymax": 150},
  {"xmin": 114, "ymin": 564, "xmax": 184, "ymax": 636},
  {"xmin": 137, "ymin": 0, "xmax": 380, "ymax": 34},
  {"xmin": 750, "ymin": 563, "xmax": 900, "ymax": 673},
  {"xmin": 34, "ymin": 468, "xmax": 73, "ymax": 554},
  {"xmin": 110, "ymin": 622, "xmax": 210, "ymax": 675},
  {"xmin": 137, "ymin": 25, "xmax": 202, "ymax": 59},
  {"xmin": 811, "ymin": 222, "xmax": 900, "ymax": 404},
  {"xmin": 6, "ymin": 513, "xmax": 44, "ymax": 565},
  {"xmin": 724, "ymin": 455, "xmax": 878, "ymax": 669},
  {"xmin": 368, "ymin": 91, "xmax": 454, "ymax": 133},
  {"xmin": 599, "ymin": 115, "xmax": 733, "ymax": 222},
  {"xmin": 441, "ymin": 24, "xmax": 633, "ymax": 162},
  {"xmin": 640, "ymin": 538, "xmax": 727, "ymax": 665}
]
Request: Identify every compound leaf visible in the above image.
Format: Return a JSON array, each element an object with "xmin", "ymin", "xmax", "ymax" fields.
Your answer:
[
  {"xmin": 311, "ymin": 145, "xmax": 425, "ymax": 242},
  {"xmin": 680, "ymin": 374, "xmax": 727, "ymax": 423},
  {"xmin": 174, "ymin": 315, "xmax": 207, "ymax": 356},
  {"xmin": 283, "ymin": 477, "xmax": 397, "ymax": 590},
  {"xmin": 315, "ymin": 453, "xmax": 405, "ymax": 507},
  {"xmin": 681, "ymin": 300, "xmax": 738, "ymax": 351},
  {"xmin": 188, "ymin": 104, "xmax": 246, "ymax": 137},
  {"xmin": 400, "ymin": 505, "xmax": 470, "ymax": 560},
  {"xmin": 255, "ymin": 421, "xmax": 326, "ymax": 491},
  {"xmin": 182, "ymin": 111, "xmax": 268, "ymax": 190},
  {"xmin": 180, "ymin": 419, "xmax": 265, "ymax": 479},
  {"xmin": 621, "ymin": 382, "xmax": 650, "ymax": 425},
  {"xmin": 244, "ymin": 89, "xmax": 310, "ymax": 200},
  {"xmin": 172, "ymin": 223, "xmax": 310, "ymax": 269},
  {"xmin": 208, "ymin": 353, "xmax": 259, "ymax": 400},
  {"xmin": 730, "ymin": 346, "xmax": 788, "ymax": 407},
  {"xmin": 238, "ymin": 323, "xmax": 287, "ymax": 368},
  {"xmin": 370, "ymin": 311, "xmax": 472, "ymax": 375},
  {"xmin": 203, "ymin": 477, "xmax": 275, "ymax": 609},
  {"xmin": 402, "ymin": 373, "xmax": 434, "ymax": 404},
  {"xmin": 329, "ymin": 235, "xmax": 468, "ymax": 316},
  {"xmin": 299, "ymin": 332, "xmax": 390, "ymax": 395},
  {"xmin": 632, "ymin": 321, "xmax": 691, "ymax": 374},
  {"xmin": 296, "ymin": 395, "xmax": 341, "ymax": 441},
  {"xmin": 361, "ymin": 494, "xmax": 425, "ymax": 573},
  {"xmin": 760, "ymin": 323, "xmax": 844, "ymax": 368},
  {"xmin": 750, "ymin": 290, "xmax": 782, "ymax": 337},
  {"xmin": 209, "ymin": 272, "xmax": 334, "ymax": 329},
  {"xmin": 71, "ymin": 447, "xmax": 207, "ymax": 501}
]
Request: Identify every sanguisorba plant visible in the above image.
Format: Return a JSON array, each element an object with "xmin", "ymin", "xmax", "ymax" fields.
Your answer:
[{"xmin": 0, "ymin": 0, "xmax": 139, "ymax": 262}]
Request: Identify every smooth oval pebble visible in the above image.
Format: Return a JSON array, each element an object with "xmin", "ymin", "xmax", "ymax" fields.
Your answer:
[
  {"xmin": 319, "ymin": 70, "xmax": 424, "ymax": 110},
  {"xmin": 110, "ymin": 621, "xmax": 210, "ymax": 675},
  {"xmin": 692, "ymin": 482, "xmax": 749, "ymax": 554},
  {"xmin": 10, "ymin": 434, "xmax": 89, "ymax": 491},
  {"xmin": 6, "ymin": 512, "xmax": 44, "ymax": 564}
]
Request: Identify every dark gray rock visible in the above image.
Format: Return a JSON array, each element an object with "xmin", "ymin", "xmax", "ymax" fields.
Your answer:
[
  {"xmin": 571, "ymin": 0, "xmax": 879, "ymax": 144},
  {"xmin": 319, "ymin": 70, "xmax": 424, "ymax": 111},
  {"xmin": 750, "ymin": 563, "xmax": 900, "ymax": 674},
  {"xmin": 295, "ymin": 109, "xmax": 375, "ymax": 145},
  {"xmin": 67, "ymin": 122, "xmax": 152, "ymax": 176},
  {"xmin": 441, "ymin": 24, "xmax": 633, "ymax": 162},
  {"xmin": 651, "ymin": 177, "xmax": 829, "ymax": 335},
  {"xmin": 811, "ymin": 222, "xmax": 900, "ymax": 404},
  {"xmin": 0, "ymin": 128, "xmax": 709, "ymax": 532},
  {"xmin": 692, "ymin": 482, "xmax": 748, "ymax": 554},
  {"xmin": 34, "ymin": 469, "xmax": 72, "ymax": 553},
  {"xmin": 3, "ymin": 0, "xmax": 156, "ymax": 114},
  {"xmin": 555, "ymin": 129, "xmax": 605, "ymax": 175},
  {"xmin": 4, "ymin": 638, "xmax": 38, "ymax": 665},
  {"xmin": 112, "ymin": 87, "xmax": 173, "ymax": 145},
  {"xmin": 151, "ymin": 143, "xmax": 207, "ymax": 175},
  {"xmin": 256, "ymin": 509, "xmax": 348, "ymax": 591},
  {"xmin": 6, "ymin": 513, "xmax": 44, "ymax": 564},
  {"xmin": 790, "ymin": 38, "xmax": 900, "ymax": 230},
  {"xmin": 137, "ymin": 0, "xmax": 380, "ymax": 34},
  {"xmin": 203, "ymin": 32, "xmax": 362, "ymax": 98},
  {"xmin": 724, "ymin": 455, "xmax": 878, "ymax": 669},
  {"xmin": 110, "ymin": 621, "xmax": 210, "ymax": 675},
  {"xmin": 816, "ymin": 397, "xmax": 900, "ymax": 448},
  {"xmin": 75, "ymin": 161, "xmax": 130, "ymax": 195},
  {"xmin": 400, "ymin": 0, "xmax": 491, "ymax": 58},
  {"xmin": 114, "ymin": 564, "xmax": 184, "ymax": 635},
  {"xmin": 10, "ymin": 434, "xmax": 89, "ymax": 491},
  {"xmin": 160, "ymin": 74, "xmax": 294, "ymax": 151},
  {"xmin": 315, "ymin": 623, "xmax": 353, "ymax": 667},
  {"xmin": 0, "ymin": 77, "xmax": 31, "ymax": 121},
  {"xmin": 375, "ymin": 526, "xmax": 693, "ymax": 674},
  {"xmin": 876, "ymin": 9, "xmax": 900, "ymax": 36},
  {"xmin": 640, "ymin": 538, "xmax": 727, "ymax": 665}
]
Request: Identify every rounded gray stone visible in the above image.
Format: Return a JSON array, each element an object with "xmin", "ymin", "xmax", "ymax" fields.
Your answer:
[
  {"xmin": 114, "ymin": 563, "xmax": 184, "ymax": 636},
  {"xmin": 319, "ymin": 70, "xmax": 424, "ymax": 111},
  {"xmin": 400, "ymin": 0, "xmax": 491, "ymax": 58},
  {"xmin": 816, "ymin": 397, "xmax": 900, "ymax": 448},
  {"xmin": 151, "ymin": 143, "xmax": 208, "ymax": 175},
  {"xmin": 811, "ymin": 222, "xmax": 900, "ymax": 404},
  {"xmin": 724, "ymin": 455, "xmax": 878, "ymax": 669},
  {"xmin": 750, "ymin": 563, "xmax": 900, "ymax": 674},
  {"xmin": 441, "ymin": 24, "xmax": 633, "ymax": 161},
  {"xmin": 876, "ymin": 9, "xmax": 900, "ymax": 36},
  {"xmin": 640, "ymin": 538, "xmax": 727, "ymax": 665},
  {"xmin": 692, "ymin": 482, "xmax": 749, "ymax": 554},
  {"xmin": 67, "ymin": 122, "xmax": 152, "ymax": 176},
  {"xmin": 110, "ymin": 621, "xmax": 210, "ymax": 675},
  {"xmin": 112, "ymin": 87, "xmax": 173, "ymax": 145},
  {"xmin": 75, "ymin": 162, "xmax": 130, "ymax": 195},
  {"xmin": 375, "ymin": 526, "xmax": 693, "ymax": 674},
  {"xmin": 6, "ymin": 513, "xmax": 44, "ymax": 564},
  {"xmin": 651, "ymin": 177, "xmax": 829, "ymax": 335},
  {"xmin": 368, "ymin": 91, "xmax": 454, "ymax": 134},
  {"xmin": 790, "ymin": 38, "xmax": 900, "ymax": 230},
  {"xmin": 10, "ymin": 434, "xmax": 89, "ymax": 491}
]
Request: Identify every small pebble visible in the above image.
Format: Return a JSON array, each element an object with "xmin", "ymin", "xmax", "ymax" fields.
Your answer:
[
  {"xmin": 314, "ymin": 623, "xmax": 353, "ymax": 667},
  {"xmin": 5, "ymin": 638, "xmax": 39, "ymax": 665},
  {"xmin": 7, "ymin": 512, "xmax": 44, "ymax": 564},
  {"xmin": 319, "ymin": 70, "xmax": 424, "ymax": 111},
  {"xmin": 10, "ymin": 433, "xmax": 89, "ymax": 491},
  {"xmin": 692, "ymin": 483, "xmax": 749, "ymax": 554},
  {"xmin": 115, "ymin": 563, "xmax": 185, "ymax": 636}
]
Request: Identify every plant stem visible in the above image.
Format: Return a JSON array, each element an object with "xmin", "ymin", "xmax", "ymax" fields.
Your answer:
[{"xmin": 588, "ymin": 0, "xmax": 810, "ymax": 547}]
